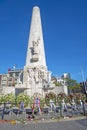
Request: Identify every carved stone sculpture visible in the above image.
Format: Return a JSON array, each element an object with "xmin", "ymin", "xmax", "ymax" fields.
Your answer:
[{"xmin": 32, "ymin": 38, "xmax": 40, "ymax": 54}]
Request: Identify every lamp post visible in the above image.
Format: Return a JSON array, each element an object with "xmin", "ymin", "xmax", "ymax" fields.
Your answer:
[
  {"xmin": 84, "ymin": 80, "xmax": 87, "ymax": 101},
  {"xmin": 81, "ymin": 67, "xmax": 87, "ymax": 100}
]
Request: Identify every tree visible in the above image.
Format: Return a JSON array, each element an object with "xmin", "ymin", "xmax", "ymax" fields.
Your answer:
[
  {"xmin": 65, "ymin": 78, "xmax": 81, "ymax": 93},
  {"xmin": 54, "ymin": 82, "xmax": 62, "ymax": 87}
]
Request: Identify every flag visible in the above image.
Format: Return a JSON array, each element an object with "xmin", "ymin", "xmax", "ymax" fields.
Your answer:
[{"xmin": 8, "ymin": 67, "xmax": 11, "ymax": 71}]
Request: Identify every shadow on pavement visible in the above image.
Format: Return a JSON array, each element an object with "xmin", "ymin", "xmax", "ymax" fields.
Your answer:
[{"xmin": 76, "ymin": 117, "xmax": 87, "ymax": 127}]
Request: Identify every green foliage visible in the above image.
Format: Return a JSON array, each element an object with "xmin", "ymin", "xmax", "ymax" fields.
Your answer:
[
  {"xmin": 0, "ymin": 95, "xmax": 4, "ymax": 104},
  {"xmin": 54, "ymin": 82, "xmax": 62, "ymax": 86},
  {"xmin": 39, "ymin": 97, "xmax": 45, "ymax": 109},
  {"xmin": 3, "ymin": 94, "xmax": 15, "ymax": 104},
  {"xmin": 0, "ymin": 92, "xmax": 85, "ymax": 109},
  {"xmin": 45, "ymin": 93, "xmax": 56, "ymax": 105},
  {"xmin": 65, "ymin": 78, "xmax": 81, "ymax": 93},
  {"xmin": 65, "ymin": 78, "xmax": 77, "ymax": 86},
  {"xmin": 16, "ymin": 93, "xmax": 30, "ymax": 107},
  {"xmin": 57, "ymin": 93, "xmax": 68, "ymax": 104},
  {"xmin": 68, "ymin": 93, "xmax": 86, "ymax": 104},
  {"xmin": 29, "ymin": 96, "xmax": 36, "ymax": 108}
]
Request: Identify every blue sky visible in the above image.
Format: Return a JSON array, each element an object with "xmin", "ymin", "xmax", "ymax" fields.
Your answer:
[{"xmin": 0, "ymin": 0, "xmax": 87, "ymax": 82}]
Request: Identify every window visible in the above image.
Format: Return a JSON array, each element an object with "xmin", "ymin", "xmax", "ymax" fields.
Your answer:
[
  {"xmin": 9, "ymin": 73, "xmax": 13, "ymax": 77},
  {"xmin": 8, "ymin": 78, "xmax": 12, "ymax": 81},
  {"xmin": 15, "ymin": 72, "xmax": 19, "ymax": 77}
]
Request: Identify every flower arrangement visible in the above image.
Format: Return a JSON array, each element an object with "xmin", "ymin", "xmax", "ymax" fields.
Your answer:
[
  {"xmin": 67, "ymin": 93, "xmax": 86, "ymax": 104},
  {"xmin": 45, "ymin": 92, "xmax": 56, "ymax": 106},
  {"xmin": 57, "ymin": 93, "xmax": 68, "ymax": 105},
  {"xmin": 16, "ymin": 93, "xmax": 30, "ymax": 107}
]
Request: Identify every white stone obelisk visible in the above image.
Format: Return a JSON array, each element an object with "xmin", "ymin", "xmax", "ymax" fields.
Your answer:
[
  {"xmin": 25, "ymin": 6, "xmax": 46, "ymax": 67},
  {"xmin": 23, "ymin": 6, "xmax": 51, "ymax": 97}
]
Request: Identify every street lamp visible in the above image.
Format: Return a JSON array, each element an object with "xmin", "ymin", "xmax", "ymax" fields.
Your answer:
[
  {"xmin": 84, "ymin": 80, "xmax": 87, "ymax": 101},
  {"xmin": 81, "ymin": 67, "xmax": 87, "ymax": 100}
]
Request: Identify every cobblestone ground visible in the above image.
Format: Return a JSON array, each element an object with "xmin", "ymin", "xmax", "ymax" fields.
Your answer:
[{"xmin": 0, "ymin": 118, "xmax": 87, "ymax": 130}]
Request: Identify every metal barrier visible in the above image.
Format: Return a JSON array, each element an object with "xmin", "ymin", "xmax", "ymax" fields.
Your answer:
[{"xmin": 0, "ymin": 102, "xmax": 87, "ymax": 121}]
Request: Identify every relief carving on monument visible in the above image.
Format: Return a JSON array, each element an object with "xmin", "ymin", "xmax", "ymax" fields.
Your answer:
[
  {"xmin": 33, "ymin": 67, "xmax": 39, "ymax": 83},
  {"xmin": 38, "ymin": 70, "xmax": 44, "ymax": 82},
  {"xmin": 31, "ymin": 38, "xmax": 40, "ymax": 62},
  {"xmin": 18, "ymin": 72, "xmax": 23, "ymax": 84},
  {"xmin": 27, "ymin": 67, "xmax": 39, "ymax": 84},
  {"xmin": 38, "ymin": 69, "xmax": 48, "ymax": 83},
  {"xmin": 27, "ymin": 67, "xmax": 49, "ymax": 84},
  {"xmin": 27, "ymin": 69, "xmax": 34, "ymax": 84}
]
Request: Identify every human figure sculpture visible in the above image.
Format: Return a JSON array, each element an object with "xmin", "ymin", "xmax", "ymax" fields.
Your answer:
[
  {"xmin": 32, "ymin": 38, "xmax": 40, "ymax": 54},
  {"xmin": 33, "ymin": 68, "xmax": 39, "ymax": 83},
  {"xmin": 47, "ymin": 71, "xmax": 51, "ymax": 82},
  {"xmin": 38, "ymin": 70, "xmax": 44, "ymax": 82},
  {"xmin": 27, "ymin": 69, "xmax": 32, "ymax": 78},
  {"xmin": 27, "ymin": 69, "xmax": 34, "ymax": 83},
  {"xmin": 38, "ymin": 70, "xmax": 48, "ymax": 83},
  {"xmin": 18, "ymin": 72, "xmax": 23, "ymax": 84}
]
